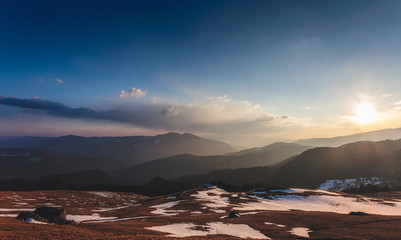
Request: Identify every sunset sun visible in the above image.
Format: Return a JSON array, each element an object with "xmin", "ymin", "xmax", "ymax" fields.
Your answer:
[{"xmin": 354, "ymin": 102, "xmax": 377, "ymax": 124}]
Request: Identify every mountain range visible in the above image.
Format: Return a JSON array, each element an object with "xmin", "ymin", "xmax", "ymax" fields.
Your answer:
[
  {"xmin": 0, "ymin": 132, "xmax": 236, "ymax": 166},
  {"xmin": 2, "ymin": 129, "xmax": 401, "ymax": 191},
  {"xmin": 176, "ymin": 139, "xmax": 401, "ymax": 188},
  {"xmin": 117, "ymin": 142, "xmax": 311, "ymax": 184},
  {"xmin": 295, "ymin": 127, "xmax": 401, "ymax": 147}
]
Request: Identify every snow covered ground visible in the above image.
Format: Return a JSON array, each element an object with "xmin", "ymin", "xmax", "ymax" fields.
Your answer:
[
  {"xmin": 146, "ymin": 222, "xmax": 270, "ymax": 239},
  {"xmin": 191, "ymin": 187, "xmax": 230, "ymax": 209},
  {"xmin": 2, "ymin": 186, "xmax": 401, "ymax": 239},
  {"xmin": 319, "ymin": 177, "xmax": 385, "ymax": 191},
  {"xmin": 150, "ymin": 201, "xmax": 187, "ymax": 216},
  {"xmin": 234, "ymin": 192, "xmax": 401, "ymax": 215}
]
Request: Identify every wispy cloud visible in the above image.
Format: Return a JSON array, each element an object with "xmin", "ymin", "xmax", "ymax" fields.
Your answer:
[
  {"xmin": 119, "ymin": 88, "xmax": 147, "ymax": 99},
  {"xmin": 37, "ymin": 77, "xmax": 64, "ymax": 85},
  {"xmin": 393, "ymin": 100, "xmax": 401, "ymax": 106},
  {"xmin": 393, "ymin": 100, "xmax": 401, "ymax": 111}
]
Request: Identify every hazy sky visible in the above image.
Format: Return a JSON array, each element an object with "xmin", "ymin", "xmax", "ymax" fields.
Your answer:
[{"xmin": 1, "ymin": 0, "xmax": 401, "ymax": 147}]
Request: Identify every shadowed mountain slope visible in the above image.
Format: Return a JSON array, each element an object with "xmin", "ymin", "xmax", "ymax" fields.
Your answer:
[
  {"xmin": 0, "ymin": 148, "xmax": 128, "ymax": 180},
  {"xmin": 117, "ymin": 142, "xmax": 311, "ymax": 184},
  {"xmin": 174, "ymin": 139, "xmax": 401, "ymax": 189}
]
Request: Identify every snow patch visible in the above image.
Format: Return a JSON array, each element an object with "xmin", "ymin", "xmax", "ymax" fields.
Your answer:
[
  {"xmin": 83, "ymin": 216, "xmax": 150, "ymax": 223},
  {"xmin": 289, "ymin": 227, "xmax": 312, "ymax": 238},
  {"xmin": 146, "ymin": 222, "xmax": 270, "ymax": 239},
  {"xmin": 88, "ymin": 191, "xmax": 117, "ymax": 198},
  {"xmin": 150, "ymin": 201, "xmax": 185, "ymax": 216},
  {"xmin": 241, "ymin": 211, "xmax": 267, "ymax": 215},
  {"xmin": 265, "ymin": 222, "xmax": 286, "ymax": 227},
  {"xmin": 319, "ymin": 177, "xmax": 385, "ymax": 191},
  {"xmin": 91, "ymin": 204, "xmax": 140, "ymax": 212},
  {"xmin": 210, "ymin": 209, "xmax": 225, "ymax": 213},
  {"xmin": 0, "ymin": 214, "xmax": 18, "ymax": 217},
  {"xmin": 191, "ymin": 187, "xmax": 230, "ymax": 209},
  {"xmin": 0, "ymin": 208, "xmax": 35, "ymax": 212},
  {"xmin": 26, "ymin": 217, "xmax": 48, "ymax": 224},
  {"xmin": 37, "ymin": 203, "xmax": 62, "ymax": 207},
  {"xmin": 66, "ymin": 213, "xmax": 118, "ymax": 223}
]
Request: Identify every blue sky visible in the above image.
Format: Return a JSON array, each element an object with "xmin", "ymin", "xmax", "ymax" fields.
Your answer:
[{"xmin": 1, "ymin": 0, "xmax": 401, "ymax": 146}]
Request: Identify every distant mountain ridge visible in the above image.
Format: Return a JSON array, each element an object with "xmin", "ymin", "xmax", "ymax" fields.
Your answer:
[
  {"xmin": 117, "ymin": 142, "xmax": 311, "ymax": 184},
  {"xmin": 4, "ymin": 138, "xmax": 401, "ymax": 192},
  {"xmin": 0, "ymin": 132, "xmax": 236, "ymax": 166},
  {"xmin": 175, "ymin": 139, "xmax": 401, "ymax": 189},
  {"xmin": 295, "ymin": 127, "xmax": 401, "ymax": 147}
]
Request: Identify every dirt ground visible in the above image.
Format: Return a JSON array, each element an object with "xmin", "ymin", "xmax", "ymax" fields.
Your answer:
[{"xmin": 1, "ymin": 189, "xmax": 401, "ymax": 239}]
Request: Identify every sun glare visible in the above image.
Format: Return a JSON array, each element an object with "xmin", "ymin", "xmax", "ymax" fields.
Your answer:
[{"xmin": 354, "ymin": 102, "xmax": 377, "ymax": 124}]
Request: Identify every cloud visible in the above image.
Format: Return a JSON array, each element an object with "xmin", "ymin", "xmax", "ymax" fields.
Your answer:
[
  {"xmin": 120, "ymin": 88, "xmax": 147, "ymax": 99},
  {"xmin": 382, "ymin": 93, "xmax": 392, "ymax": 98},
  {"xmin": 160, "ymin": 106, "xmax": 179, "ymax": 116},
  {"xmin": 0, "ymin": 95, "xmax": 311, "ymax": 146},
  {"xmin": 0, "ymin": 96, "xmax": 129, "ymax": 123},
  {"xmin": 393, "ymin": 100, "xmax": 401, "ymax": 111},
  {"xmin": 0, "ymin": 96, "xmax": 186, "ymax": 130},
  {"xmin": 0, "ymin": 96, "xmax": 68, "ymax": 112},
  {"xmin": 303, "ymin": 106, "xmax": 312, "ymax": 110},
  {"xmin": 37, "ymin": 77, "xmax": 64, "ymax": 85}
]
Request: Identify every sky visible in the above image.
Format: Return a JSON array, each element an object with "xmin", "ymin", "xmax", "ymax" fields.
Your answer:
[{"xmin": 1, "ymin": 0, "xmax": 401, "ymax": 147}]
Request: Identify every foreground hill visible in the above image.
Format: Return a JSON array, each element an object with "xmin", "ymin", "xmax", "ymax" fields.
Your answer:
[
  {"xmin": 0, "ymin": 132, "xmax": 236, "ymax": 165},
  {"xmin": 117, "ymin": 142, "xmax": 311, "ymax": 184},
  {"xmin": 177, "ymin": 139, "xmax": 401, "ymax": 189},
  {"xmin": 267, "ymin": 139, "xmax": 401, "ymax": 188},
  {"xmin": 1, "ymin": 186, "xmax": 401, "ymax": 239},
  {"xmin": 295, "ymin": 127, "xmax": 401, "ymax": 147},
  {"xmin": 40, "ymin": 169, "xmax": 122, "ymax": 187}
]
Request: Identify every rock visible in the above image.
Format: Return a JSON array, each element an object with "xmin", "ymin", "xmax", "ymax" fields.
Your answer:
[
  {"xmin": 17, "ymin": 211, "xmax": 48, "ymax": 223},
  {"xmin": 227, "ymin": 211, "xmax": 240, "ymax": 218},
  {"xmin": 349, "ymin": 211, "xmax": 369, "ymax": 216},
  {"xmin": 17, "ymin": 207, "xmax": 75, "ymax": 225},
  {"xmin": 34, "ymin": 207, "xmax": 65, "ymax": 223}
]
